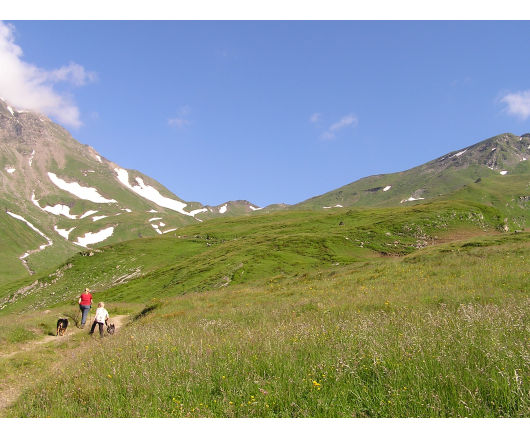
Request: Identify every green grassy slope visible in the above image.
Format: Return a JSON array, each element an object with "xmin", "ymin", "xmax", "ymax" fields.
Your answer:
[
  {"xmin": 0, "ymin": 199, "xmax": 81, "ymax": 287},
  {"xmin": 4, "ymin": 230, "xmax": 529, "ymax": 417},
  {"xmin": 0, "ymin": 213, "xmax": 48, "ymax": 282},
  {"xmin": 294, "ymin": 134, "xmax": 530, "ymax": 231},
  {"xmin": 441, "ymin": 172, "xmax": 530, "ymax": 230},
  {"xmin": 0, "ymin": 200, "xmax": 504, "ymax": 313},
  {"xmin": 0, "ymin": 198, "xmax": 527, "ymax": 417}
]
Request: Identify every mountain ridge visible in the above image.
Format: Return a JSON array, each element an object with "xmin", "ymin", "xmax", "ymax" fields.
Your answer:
[
  {"xmin": 291, "ymin": 132, "xmax": 529, "ymax": 222},
  {"xmin": 0, "ymin": 98, "xmax": 260, "ymax": 282},
  {"xmin": 2, "ymin": 97, "xmax": 529, "ymax": 284}
]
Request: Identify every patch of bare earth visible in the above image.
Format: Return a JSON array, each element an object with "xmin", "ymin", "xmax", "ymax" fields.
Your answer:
[{"xmin": 431, "ymin": 228, "xmax": 501, "ymax": 245}]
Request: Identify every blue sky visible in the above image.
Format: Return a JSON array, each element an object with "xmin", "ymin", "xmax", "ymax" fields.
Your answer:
[{"xmin": 2, "ymin": 21, "xmax": 530, "ymax": 206}]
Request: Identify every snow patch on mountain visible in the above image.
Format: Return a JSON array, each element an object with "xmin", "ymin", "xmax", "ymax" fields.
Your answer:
[
  {"xmin": 31, "ymin": 193, "xmax": 77, "ymax": 219},
  {"xmin": 7, "ymin": 106, "xmax": 14, "ymax": 116},
  {"xmin": 115, "ymin": 168, "xmax": 192, "ymax": 215},
  {"xmin": 54, "ymin": 225, "xmax": 76, "ymax": 240},
  {"xmin": 74, "ymin": 226, "xmax": 114, "ymax": 247},
  {"xmin": 48, "ymin": 172, "xmax": 117, "ymax": 204},
  {"xmin": 249, "ymin": 205, "xmax": 262, "ymax": 211},
  {"xmin": 500, "ymin": 171, "xmax": 508, "ymax": 175},
  {"xmin": 383, "ymin": 185, "xmax": 392, "ymax": 192},
  {"xmin": 149, "ymin": 217, "xmax": 162, "ymax": 222},
  {"xmin": 30, "ymin": 193, "xmax": 39, "ymax": 208},
  {"xmin": 32, "ymin": 193, "xmax": 100, "ymax": 220},
  {"xmin": 323, "ymin": 204, "xmax": 343, "ymax": 209},
  {"xmin": 121, "ymin": 208, "xmax": 132, "ymax": 213},
  {"xmin": 188, "ymin": 207, "xmax": 208, "ymax": 216},
  {"xmin": 5, "ymin": 166, "xmax": 15, "ymax": 174},
  {"xmin": 79, "ymin": 210, "xmax": 98, "ymax": 219},
  {"xmin": 219, "ymin": 204, "xmax": 228, "ymax": 214},
  {"xmin": 92, "ymin": 215, "xmax": 108, "ymax": 222},
  {"xmin": 450, "ymin": 149, "xmax": 467, "ymax": 158},
  {"xmin": 28, "ymin": 150, "xmax": 35, "ymax": 167},
  {"xmin": 162, "ymin": 228, "xmax": 177, "ymax": 234},
  {"xmin": 400, "ymin": 196, "xmax": 425, "ymax": 203},
  {"xmin": 43, "ymin": 204, "xmax": 78, "ymax": 219},
  {"xmin": 95, "ymin": 155, "xmax": 102, "ymax": 163}
]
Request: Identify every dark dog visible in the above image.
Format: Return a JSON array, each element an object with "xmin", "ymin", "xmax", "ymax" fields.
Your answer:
[
  {"xmin": 106, "ymin": 323, "xmax": 115, "ymax": 335},
  {"xmin": 56, "ymin": 318, "xmax": 69, "ymax": 336}
]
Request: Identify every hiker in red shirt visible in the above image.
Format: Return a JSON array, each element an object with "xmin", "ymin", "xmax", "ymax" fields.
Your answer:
[{"xmin": 78, "ymin": 288, "xmax": 93, "ymax": 328}]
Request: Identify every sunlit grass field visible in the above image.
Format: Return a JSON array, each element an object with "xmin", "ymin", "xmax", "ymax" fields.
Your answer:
[
  {"xmin": 0, "ymin": 200, "xmax": 503, "ymax": 313},
  {"xmin": 7, "ymin": 232, "xmax": 529, "ymax": 417}
]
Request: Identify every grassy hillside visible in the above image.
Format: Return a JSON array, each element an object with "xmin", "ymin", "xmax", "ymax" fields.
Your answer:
[
  {"xmin": 440, "ymin": 172, "xmax": 530, "ymax": 230},
  {"xmin": 0, "ymin": 212, "xmax": 47, "ymax": 282},
  {"xmin": 0, "ymin": 200, "xmax": 503, "ymax": 312},
  {"xmin": 294, "ymin": 134, "xmax": 530, "ymax": 231},
  {"xmin": 0, "ymin": 199, "xmax": 81, "ymax": 287},
  {"xmin": 0, "ymin": 200, "xmax": 527, "ymax": 417},
  {"xmin": 2, "ymin": 231, "xmax": 528, "ymax": 417},
  {"xmin": 4, "ymin": 121, "xmax": 528, "ymax": 290}
]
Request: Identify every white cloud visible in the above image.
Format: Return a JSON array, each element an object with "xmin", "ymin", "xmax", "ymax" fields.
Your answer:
[
  {"xmin": 329, "ymin": 114, "xmax": 358, "ymax": 131},
  {"xmin": 501, "ymin": 90, "xmax": 530, "ymax": 120},
  {"xmin": 0, "ymin": 21, "xmax": 96, "ymax": 128},
  {"xmin": 309, "ymin": 112, "xmax": 321, "ymax": 123},
  {"xmin": 321, "ymin": 113, "xmax": 358, "ymax": 140},
  {"xmin": 45, "ymin": 62, "xmax": 98, "ymax": 86},
  {"xmin": 168, "ymin": 105, "xmax": 191, "ymax": 128}
]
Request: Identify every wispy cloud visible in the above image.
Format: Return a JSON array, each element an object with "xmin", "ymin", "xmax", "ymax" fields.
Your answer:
[
  {"xmin": 168, "ymin": 105, "xmax": 191, "ymax": 128},
  {"xmin": 0, "ymin": 21, "xmax": 96, "ymax": 128},
  {"xmin": 501, "ymin": 90, "xmax": 530, "ymax": 120},
  {"xmin": 321, "ymin": 113, "xmax": 358, "ymax": 140},
  {"xmin": 309, "ymin": 112, "xmax": 321, "ymax": 123},
  {"xmin": 168, "ymin": 117, "xmax": 190, "ymax": 128},
  {"xmin": 45, "ymin": 62, "xmax": 98, "ymax": 86}
]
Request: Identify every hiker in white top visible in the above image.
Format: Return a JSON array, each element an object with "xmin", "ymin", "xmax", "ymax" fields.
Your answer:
[{"xmin": 89, "ymin": 302, "xmax": 109, "ymax": 338}]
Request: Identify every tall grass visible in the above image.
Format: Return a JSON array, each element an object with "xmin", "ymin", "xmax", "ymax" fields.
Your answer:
[{"xmin": 9, "ymin": 235, "xmax": 529, "ymax": 417}]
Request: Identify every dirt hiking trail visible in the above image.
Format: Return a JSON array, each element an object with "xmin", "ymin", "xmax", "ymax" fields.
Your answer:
[
  {"xmin": 0, "ymin": 314, "xmax": 128, "ymax": 414},
  {"xmin": 0, "ymin": 315, "xmax": 128, "ymax": 360}
]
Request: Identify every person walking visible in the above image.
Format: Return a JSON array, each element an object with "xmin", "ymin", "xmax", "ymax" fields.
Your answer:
[
  {"xmin": 90, "ymin": 302, "xmax": 109, "ymax": 338},
  {"xmin": 78, "ymin": 288, "xmax": 93, "ymax": 328}
]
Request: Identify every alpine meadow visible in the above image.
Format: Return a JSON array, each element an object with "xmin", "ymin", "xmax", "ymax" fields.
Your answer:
[{"xmin": 0, "ymin": 20, "xmax": 529, "ymax": 419}]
